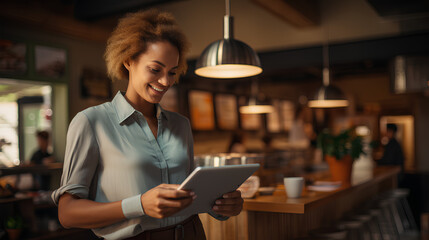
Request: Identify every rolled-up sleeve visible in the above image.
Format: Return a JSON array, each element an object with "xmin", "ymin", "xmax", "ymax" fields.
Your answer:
[{"xmin": 51, "ymin": 112, "xmax": 100, "ymax": 205}]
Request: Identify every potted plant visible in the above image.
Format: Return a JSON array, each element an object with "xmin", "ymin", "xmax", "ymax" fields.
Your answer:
[
  {"xmin": 5, "ymin": 215, "xmax": 23, "ymax": 240},
  {"xmin": 317, "ymin": 128, "xmax": 364, "ymax": 186}
]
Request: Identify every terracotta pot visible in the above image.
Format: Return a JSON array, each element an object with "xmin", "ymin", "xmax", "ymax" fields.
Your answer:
[
  {"xmin": 6, "ymin": 228, "xmax": 21, "ymax": 240},
  {"xmin": 325, "ymin": 155, "xmax": 353, "ymax": 186}
]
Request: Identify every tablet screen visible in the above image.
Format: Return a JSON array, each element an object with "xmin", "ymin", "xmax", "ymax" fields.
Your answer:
[{"xmin": 173, "ymin": 164, "xmax": 259, "ymax": 216}]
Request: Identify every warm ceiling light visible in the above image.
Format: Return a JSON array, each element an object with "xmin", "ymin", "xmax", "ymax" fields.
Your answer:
[
  {"xmin": 195, "ymin": 0, "xmax": 262, "ymax": 79},
  {"xmin": 308, "ymin": 79, "xmax": 349, "ymax": 108},
  {"xmin": 308, "ymin": 99, "xmax": 349, "ymax": 108},
  {"xmin": 195, "ymin": 64, "xmax": 262, "ymax": 79},
  {"xmin": 239, "ymin": 99, "xmax": 274, "ymax": 114},
  {"xmin": 239, "ymin": 80, "xmax": 274, "ymax": 114},
  {"xmin": 309, "ymin": 46, "xmax": 348, "ymax": 108},
  {"xmin": 240, "ymin": 105, "xmax": 274, "ymax": 114}
]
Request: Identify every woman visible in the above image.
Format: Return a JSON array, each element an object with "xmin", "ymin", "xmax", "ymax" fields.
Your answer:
[{"xmin": 52, "ymin": 9, "xmax": 243, "ymax": 240}]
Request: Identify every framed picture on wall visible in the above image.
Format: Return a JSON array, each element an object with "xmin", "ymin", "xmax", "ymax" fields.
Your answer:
[
  {"xmin": 188, "ymin": 90, "xmax": 215, "ymax": 130},
  {"xmin": 267, "ymin": 99, "xmax": 282, "ymax": 132},
  {"xmin": 240, "ymin": 112, "xmax": 262, "ymax": 130},
  {"xmin": 280, "ymin": 100, "xmax": 294, "ymax": 131},
  {"xmin": 80, "ymin": 67, "xmax": 112, "ymax": 100},
  {"xmin": 34, "ymin": 45, "xmax": 66, "ymax": 79},
  {"xmin": 0, "ymin": 39, "xmax": 27, "ymax": 75},
  {"xmin": 215, "ymin": 94, "xmax": 238, "ymax": 130}
]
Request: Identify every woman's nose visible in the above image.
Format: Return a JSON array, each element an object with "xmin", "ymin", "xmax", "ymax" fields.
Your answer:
[{"xmin": 158, "ymin": 74, "xmax": 170, "ymax": 86}]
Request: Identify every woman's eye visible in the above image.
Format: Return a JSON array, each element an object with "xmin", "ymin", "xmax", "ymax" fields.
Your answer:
[
  {"xmin": 150, "ymin": 68, "xmax": 160, "ymax": 73},
  {"xmin": 168, "ymin": 72, "xmax": 177, "ymax": 76}
]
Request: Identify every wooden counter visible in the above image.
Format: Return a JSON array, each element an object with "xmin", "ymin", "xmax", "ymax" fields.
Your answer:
[{"xmin": 199, "ymin": 166, "xmax": 401, "ymax": 240}]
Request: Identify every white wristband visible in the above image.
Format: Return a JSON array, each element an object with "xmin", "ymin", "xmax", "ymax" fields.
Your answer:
[{"xmin": 121, "ymin": 194, "xmax": 145, "ymax": 219}]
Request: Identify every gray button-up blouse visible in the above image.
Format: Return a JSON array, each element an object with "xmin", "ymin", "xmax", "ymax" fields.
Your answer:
[{"xmin": 52, "ymin": 91, "xmax": 194, "ymax": 239}]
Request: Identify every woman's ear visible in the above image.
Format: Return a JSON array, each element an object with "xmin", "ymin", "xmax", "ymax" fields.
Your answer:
[{"xmin": 123, "ymin": 59, "xmax": 131, "ymax": 70}]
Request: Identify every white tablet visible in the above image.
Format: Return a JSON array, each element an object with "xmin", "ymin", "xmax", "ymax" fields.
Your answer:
[{"xmin": 172, "ymin": 164, "xmax": 260, "ymax": 217}]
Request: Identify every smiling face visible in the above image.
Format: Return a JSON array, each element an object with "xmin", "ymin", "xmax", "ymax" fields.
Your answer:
[{"xmin": 124, "ymin": 41, "xmax": 179, "ymax": 109}]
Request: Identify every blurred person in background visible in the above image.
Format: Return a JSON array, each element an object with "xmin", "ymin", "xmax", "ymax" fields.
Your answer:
[
  {"xmin": 30, "ymin": 130, "xmax": 54, "ymax": 165},
  {"xmin": 377, "ymin": 123, "xmax": 405, "ymax": 183},
  {"xmin": 289, "ymin": 105, "xmax": 314, "ymax": 148},
  {"xmin": 30, "ymin": 130, "xmax": 54, "ymax": 190}
]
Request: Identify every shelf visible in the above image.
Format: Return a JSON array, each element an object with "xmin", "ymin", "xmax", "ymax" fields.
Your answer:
[
  {"xmin": 0, "ymin": 196, "xmax": 32, "ymax": 204},
  {"xmin": 0, "ymin": 163, "xmax": 63, "ymax": 177}
]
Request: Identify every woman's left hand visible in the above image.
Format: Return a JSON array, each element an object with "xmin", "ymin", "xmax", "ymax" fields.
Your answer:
[{"xmin": 212, "ymin": 190, "xmax": 243, "ymax": 217}]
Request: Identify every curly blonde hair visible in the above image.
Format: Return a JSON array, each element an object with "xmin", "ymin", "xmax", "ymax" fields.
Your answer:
[{"xmin": 104, "ymin": 9, "xmax": 189, "ymax": 82}]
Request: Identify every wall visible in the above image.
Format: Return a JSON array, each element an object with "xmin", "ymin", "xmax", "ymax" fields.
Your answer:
[
  {"xmin": 158, "ymin": 0, "xmax": 403, "ymax": 58},
  {"xmin": 227, "ymin": 79, "xmax": 429, "ymax": 171},
  {"xmin": 2, "ymin": 0, "xmax": 429, "ymax": 169},
  {"xmin": 415, "ymin": 96, "xmax": 429, "ymax": 171},
  {"xmin": 0, "ymin": 21, "xmax": 112, "ymax": 116},
  {"xmin": 0, "ymin": 22, "xmax": 109, "ymax": 160}
]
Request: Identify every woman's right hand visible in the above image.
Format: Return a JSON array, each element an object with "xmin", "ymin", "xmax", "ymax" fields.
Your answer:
[{"xmin": 141, "ymin": 184, "xmax": 195, "ymax": 218}]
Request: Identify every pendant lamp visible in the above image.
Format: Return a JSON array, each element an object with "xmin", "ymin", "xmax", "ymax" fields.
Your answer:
[
  {"xmin": 308, "ymin": 45, "xmax": 348, "ymax": 108},
  {"xmin": 195, "ymin": 0, "xmax": 262, "ymax": 79},
  {"xmin": 239, "ymin": 79, "xmax": 274, "ymax": 114}
]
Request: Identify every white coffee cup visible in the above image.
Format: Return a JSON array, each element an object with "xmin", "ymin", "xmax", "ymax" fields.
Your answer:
[{"xmin": 284, "ymin": 177, "xmax": 304, "ymax": 198}]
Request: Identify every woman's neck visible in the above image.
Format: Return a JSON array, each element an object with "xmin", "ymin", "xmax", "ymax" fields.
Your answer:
[{"xmin": 124, "ymin": 91, "xmax": 155, "ymax": 119}]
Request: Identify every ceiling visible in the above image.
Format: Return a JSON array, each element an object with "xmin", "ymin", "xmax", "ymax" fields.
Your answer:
[
  {"xmin": 2, "ymin": 0, "xmax": 429, "ymax": 42},
  {"xmin": 1, "ymin": 0, "xmax": 429, "ymax": 85}
]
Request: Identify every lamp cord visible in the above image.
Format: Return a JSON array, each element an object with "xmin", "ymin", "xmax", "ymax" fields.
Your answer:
[
  {"xmin": 323, "ymin": 44, "xmax": 329, "ymax": 69},
  {"xmin": 224, "ymin": 0, "xmax": 233, "ymax": 39},
  {"xmin": 251, "ymin": 79, "xmax": 258, "ymax": 97},
  {"xmin": 226, "ymin": 0, "xmax": 230, "ymax": 16},
  {"xmin": 322, "ymin": 44, "xmax": 331, "ymax": 86}
]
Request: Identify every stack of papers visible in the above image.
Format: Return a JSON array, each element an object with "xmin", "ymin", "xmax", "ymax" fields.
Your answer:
[{"xmin": 307, "ymin": 181, "xmax": 342, "ymax": 192}]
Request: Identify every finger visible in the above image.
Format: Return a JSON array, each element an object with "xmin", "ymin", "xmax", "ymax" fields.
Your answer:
[
  {"xmin": 213, "ymin": 203, "xmax": 241, "ymax": 212},
  {"xmin": 156, "ymin": 197, "xmax": 194, "ymax": 218},
  {"xmin": 158, "ymin": 188, "xmax": 194, "ymax": 199},
  {"xmin": 149, "ymin": 197, "xmax": 194, "ymax": 218},
  {"xmin": 212, "ymin": 206, "xmax": 240, "ymax": 217},
  {"xmin": 222, "ymin": 190, "xmax": 241, "ymax": 199},
  {"xmin": 212, "ymin": 210, "xmax": 237, "ymax": 217},
  {"xmin": 159, "ymin": 197, "xmax": 194, "ymax": 209},
  {"xmin": 212, "ymin": 205, "xmax": 242, "ymax": 217},
  {"xmin": 214, "ymin": 198, "xmax": 243, "ymax": 205},
  {"xmin": 161, "ymin": 203, "xmax": 191, "ymax": 218},
  {"xmin": 157, "ymin": 184, "xmax": 181, "ymax": 190}
]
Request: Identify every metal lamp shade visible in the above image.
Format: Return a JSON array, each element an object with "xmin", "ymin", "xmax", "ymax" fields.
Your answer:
[
  {"xmin": 195, "ymin": 38, "xmax": 263, "ymax": 79},
  {"xmin": 308, "ymin": 84, "xmax": 349, "ymax": 108}
]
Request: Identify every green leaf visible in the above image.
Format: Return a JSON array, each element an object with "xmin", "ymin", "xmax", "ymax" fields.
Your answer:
[
  {"xmin": 5, "ymin": 216, "xmax": 23, "ymax": 229},
  {"xmin": 316, "ymin": 128, "xmax": 364, "ymax": 161}
]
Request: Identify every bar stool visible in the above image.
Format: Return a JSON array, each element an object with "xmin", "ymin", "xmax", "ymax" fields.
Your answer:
[
  {"xmin": 388, "ymin": 189, "xmax": 418, "ymax": 232},
  {"xmin": 355, "ymin": 197, "xmax": 388, "ymax": 239},
  {"xmin": 369, "ymin": 207, "xmax": 400, "ymax": 240},
  {"xmin": 349, "ymin": 213, "xmax": 377, "ymax": 240},
  {"xmin": 383, "ymin": 189, "xmax": 420, "ymax": 240},
  {"xmin": 337, "ymin": 219, "xmax": 366, "ymax": 240}
]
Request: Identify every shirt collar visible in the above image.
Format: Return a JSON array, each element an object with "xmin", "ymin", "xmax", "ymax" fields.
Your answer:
[{"xmin": 112, "ymin": 91, "xmax": 168, "ymax": 124}]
